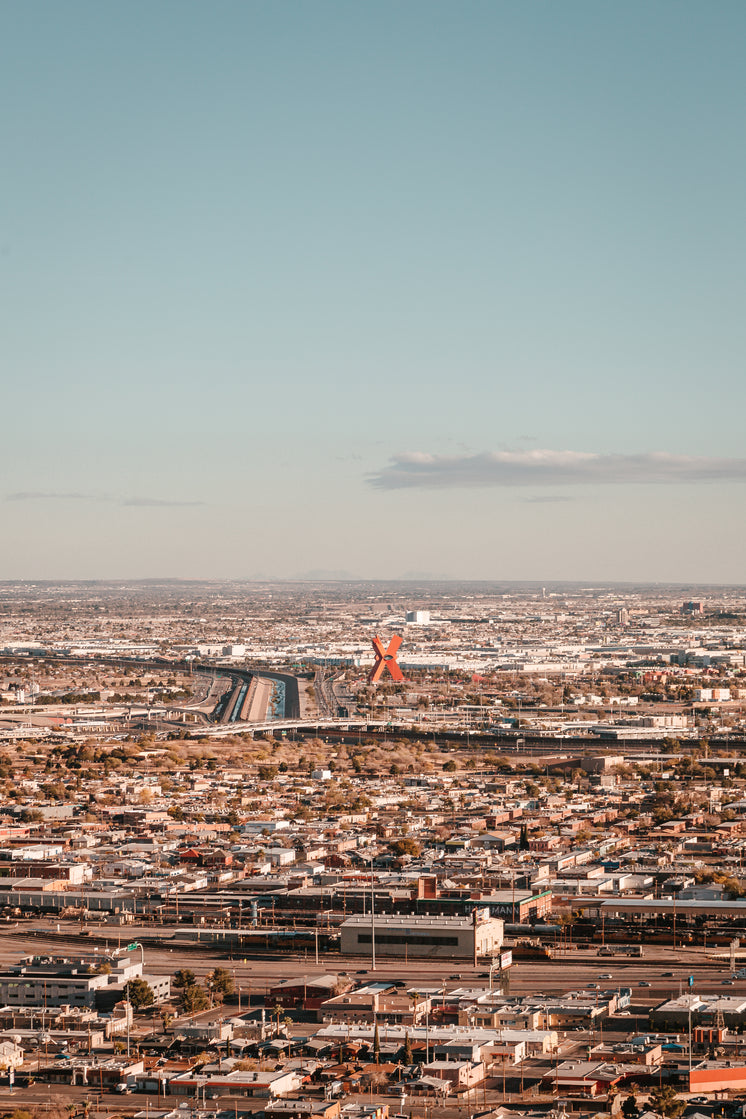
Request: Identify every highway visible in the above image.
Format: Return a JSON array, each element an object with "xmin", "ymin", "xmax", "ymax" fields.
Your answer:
[
  {"xmin": 313, "ymin": 669, "xmax": 347, "ymax": 718},
  {"xmin": 0, "ymin": 926, "xmax": 738, "ymax": 1119},
  {"xmin": 5, "ymin": 925, "xmax": 744, "ymax": 1009}
]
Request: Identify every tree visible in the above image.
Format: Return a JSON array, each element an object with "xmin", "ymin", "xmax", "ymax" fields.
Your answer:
[
  {"xmin": 207, "ymin": 968, "xmax": 234, "ymax": 1003},
  {"xmin": 366, "ymin": 1068, "xmax": 389, "ymax": 1093},
  {"xmin": 648, "ymin": 1084, "xmax": 684, "ymax": 1118},
  {"xmin": 180, "ymin": 983, "xmax": 209, "ymax": 1014},
  {"xmin": 519, "ymin": 823, "xmax": 530, "ymax": 850},
  {"xmin": 267, "ymin": 1003, "xmax": 285, "ymax": 1035},
  {"xmin": 443, "ymin": 760, "xmax": 457, "ymax": 772},
  {"xmin": 373, "ymin": 1023, "xmax": 381, "ymax": 1064},
  {"xmin": 173, "ymin": 968, "xmax": 196, "ymax": 990},
  {"xmin": 622, "ymin": 1094, "xmax": 638, "ymax": 1119},
  {"xmin": 20, "ymin": 808, "xmax": 44, "ymax": 823},
  {"xmin": 124, "ymin": 978, "xmax": 155, "ymax": 1009},
  {"xmin": 402, "ymin": 1033, "xmax": 413, "ymax": 1065}
]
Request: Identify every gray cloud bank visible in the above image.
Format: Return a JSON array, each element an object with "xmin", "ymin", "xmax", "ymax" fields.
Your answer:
[{"xmin": 368, "ymin": 450, "xmax": 746, "ymax": 490}]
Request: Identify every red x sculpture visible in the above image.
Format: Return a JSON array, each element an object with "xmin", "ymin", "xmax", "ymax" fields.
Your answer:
[{"xmin": 370, "ymin": 634, "xmax": 404, "ymax": 683}]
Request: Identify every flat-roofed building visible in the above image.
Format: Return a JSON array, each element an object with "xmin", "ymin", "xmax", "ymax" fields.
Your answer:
[
  {"xmin": 689, "ymin": 1061, "xmax": 746, "ymax": 1093},
  {"xmin": 475, "ymin": 889, "xmax": 552, "ymax": 922},
  {"xmin": 651, "ymin": 993, "xmax": 746, "ymax": 1029},
  {"xmin": 0, "ymin": 951, "xmax": 168, "ymax": 1010},
  {"xmin": 340, "ymin": 911, "xmax": 503, "ymax": 960}
]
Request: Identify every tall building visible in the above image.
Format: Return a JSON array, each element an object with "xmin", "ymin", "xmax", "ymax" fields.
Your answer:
[{"xmin": 406, "ymin": 610, "xmax": 430, "ymax": 624}]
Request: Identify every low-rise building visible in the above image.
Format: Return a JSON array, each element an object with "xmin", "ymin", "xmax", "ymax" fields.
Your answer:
[{"xmin": 339, "ymin": 911, "xmax": 503, "ymax": 959}]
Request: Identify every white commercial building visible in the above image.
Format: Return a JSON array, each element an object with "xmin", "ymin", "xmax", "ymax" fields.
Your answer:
[{"xmin": 340, "ymin": 911, "xmax": 503, "ymax": 960}]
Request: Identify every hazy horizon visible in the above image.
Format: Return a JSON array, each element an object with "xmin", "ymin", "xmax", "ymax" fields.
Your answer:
[{"xmin": 3, "ymin": 2, "xmax": 746, "ymax": 582}]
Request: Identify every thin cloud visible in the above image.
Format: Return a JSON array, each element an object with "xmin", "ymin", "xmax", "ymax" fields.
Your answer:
[
  {"xmin": 6, "ymin": 491, "xmax": 103, "ymax": 502},
  {"xmin": 6, "ymin": 491, "xmax": 206, "ymax": 508},
  {"xmin": 368, "ymin": 450, "xmax": 746, "ymax": 490},
  {"xmin": 522, "ymin": 495, "xmax": 575, "ymax": 504},
  {"xmin": 121, "ymin": 497, "xmax": 206, "ymax": 507}
]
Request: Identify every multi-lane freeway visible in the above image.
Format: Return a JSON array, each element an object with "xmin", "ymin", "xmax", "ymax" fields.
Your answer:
[
  {"xmin": 5, "ymin": 925, "xmax": 743, "ymax": 1008},
  {"xmin": 0, "ymin": 925, "xmax": 738, "ymax": 1119}
]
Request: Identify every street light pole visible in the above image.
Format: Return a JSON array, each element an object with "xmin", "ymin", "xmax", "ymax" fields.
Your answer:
[{"xmin": 370, "ymin": 852, "xmax": 376, "ymax": 972}]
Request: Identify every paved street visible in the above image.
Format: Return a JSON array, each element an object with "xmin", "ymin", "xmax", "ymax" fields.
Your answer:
[{"xmin": 4, "ymin": 924, "xmax": 743, "ymax": 1013}]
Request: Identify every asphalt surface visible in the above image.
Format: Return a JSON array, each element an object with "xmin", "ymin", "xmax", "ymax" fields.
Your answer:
[
  {"xmin": 0, "ymin": 925, "xmax": 735, "ymax": 1119},
  {"xmin": 5, "ymin": 925, "xmax": 744, "ymax": 1010}
]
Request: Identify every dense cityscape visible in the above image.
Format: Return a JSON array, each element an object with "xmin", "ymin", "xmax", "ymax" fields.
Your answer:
[
  {"xmin": 6, "ymin": 5, "xmax": 746, "ymax": 1119},
  {"xmin": 0, "ymin": 582, "xmax": 744, "ymax": 1119}
]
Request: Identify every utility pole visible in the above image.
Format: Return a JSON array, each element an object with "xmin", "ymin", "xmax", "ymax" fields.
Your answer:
[
  {"xmin": 473, "ymin": 908, "xmax": 479, "ymax": 969},
  {"xmin": 370, "ymin": 852, "xmax": 376, "ymax": 971},
  {"xmin": 688, "ymin": 998, "xmax": 693, "ymax": 1087}
]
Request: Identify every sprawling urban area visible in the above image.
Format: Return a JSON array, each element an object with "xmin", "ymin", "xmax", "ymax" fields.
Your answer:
[{"xmin": 1, "ymin": 580, "xmax": 746, "ymax": 1119}]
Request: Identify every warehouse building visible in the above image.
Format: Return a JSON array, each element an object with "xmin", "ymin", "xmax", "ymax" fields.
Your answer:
[{"xmin": 340, "ymin": 910, "xmax": 503, "ymax": 960}]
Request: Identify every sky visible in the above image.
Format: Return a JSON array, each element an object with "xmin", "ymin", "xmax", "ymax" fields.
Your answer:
[{"xmin": 2, "ymin": 1, "xmax": 746, "ymax": 582}]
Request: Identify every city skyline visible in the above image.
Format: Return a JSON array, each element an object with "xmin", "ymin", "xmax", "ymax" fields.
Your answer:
[{"xmin": 3, "ymin": 2, "xmax": 745, "ymax": 581}]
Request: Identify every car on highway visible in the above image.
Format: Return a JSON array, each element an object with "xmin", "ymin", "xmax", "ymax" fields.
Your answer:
[
  {"xmin": 662, "ymin": 971, "xmax": 675, "ymax": 977},
  {"xmin": 587, "ymin": 983, "xmax": 599, "ymax": 989},
  {"xmin": 598, "ymin": 973, "xmax": 613, "ymax": 979},
  {"xmin": 639, "ymin": 980, "xmax": 651, "ymax": 987}
]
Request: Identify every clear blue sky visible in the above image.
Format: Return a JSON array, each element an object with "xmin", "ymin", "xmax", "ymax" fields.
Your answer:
[{"xmin": 2, "ymin": 1, "xmax": 745, "ymax": 581}]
